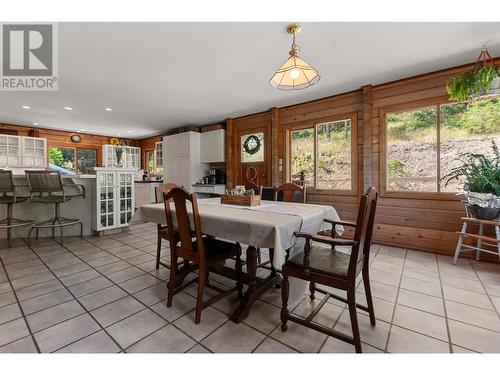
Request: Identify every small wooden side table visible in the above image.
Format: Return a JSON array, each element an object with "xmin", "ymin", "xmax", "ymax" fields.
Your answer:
[{"xmin": 453, "ymin": 217, "xmax": 500, "ymax": 264}]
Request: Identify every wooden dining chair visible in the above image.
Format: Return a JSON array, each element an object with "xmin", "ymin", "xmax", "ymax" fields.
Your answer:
[
  {"xmin": 164, "ymin": 187, "xmax": 244, "ymax": 324},
  {"xmin": 260, "ymin": 186, "xmax": 277, "ymax": 201},
  {"xmin": 154, "ymin": 183, "xmax": 179, "ymax": 269},
  {"xmin": 275, "ymin": 182, "xmax": 306, "ymax": 203},
  {"xmin": 280, "ymin": 187, "xmax": 378, "ymax": 353}
]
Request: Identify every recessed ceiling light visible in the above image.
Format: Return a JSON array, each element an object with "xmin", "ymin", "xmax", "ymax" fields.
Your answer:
[
  {"xmin": 116, "ymin": 133, "xmax": 121, "ymax": 136},
  {"xmin": 127, "ymin": 130, "xmax": 133, "ymax": 133},
  {"xmin": 64, "ymin": 106, "xmax": 73, "ymax": 111},
  {"xmin": 105, "ymin": 108, "xmax": 113, "ymax": 112},
  {"xmin": 22, "ymin": 105, "xmax": 31, "ymax": 109},
  {"xmin": 33, "ymin": 122, "xmax": 39, "ymax": 125}
]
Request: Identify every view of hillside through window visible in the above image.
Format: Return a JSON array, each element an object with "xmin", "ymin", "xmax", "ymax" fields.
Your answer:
[
  {"xmin": 386, "ymin": 98, "xmax": 500, "ymax": 192},
  {"xmin": 49, "ymin": 147, "xmax": 97, "ymax": 174},
  {"xmin": 291, "ymin": 119, "xmax": 352, "ymax": 190}
]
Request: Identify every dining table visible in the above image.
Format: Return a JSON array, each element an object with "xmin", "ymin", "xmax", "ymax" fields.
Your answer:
[{"xmin": 131, "ymin": 197, "xmax": 343, "ymax": 322}]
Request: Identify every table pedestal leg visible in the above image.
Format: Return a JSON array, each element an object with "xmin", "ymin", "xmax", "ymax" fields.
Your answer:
[{"xmin": 231, "ymin": 245, "xmax": 278, "ymax": 323}]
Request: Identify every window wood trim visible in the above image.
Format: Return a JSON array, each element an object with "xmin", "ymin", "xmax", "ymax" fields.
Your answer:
[
  {"xmin": 285, "ymin": 112, "xmax": 358, "ymax": 196},
  {"xmin": 379, "ymin": 101, "xmax": 466, "ymax": 201}
]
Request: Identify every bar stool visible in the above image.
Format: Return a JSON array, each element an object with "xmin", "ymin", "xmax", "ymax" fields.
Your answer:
[
  {"xmin": 26, "ymin": 170, "xmax": 85, "ymax": 246},
  {"xmin": 0, "ymin": 170, "xmax": 33, "ymax": 247}
]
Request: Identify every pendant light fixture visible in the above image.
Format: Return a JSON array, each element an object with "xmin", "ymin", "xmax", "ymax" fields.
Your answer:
[{"xmin": 270, "ymin": 24, "xmax": 320, "ymax": 91}]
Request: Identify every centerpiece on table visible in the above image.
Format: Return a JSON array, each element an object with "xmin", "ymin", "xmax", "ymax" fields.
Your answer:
[
  {"xmin": 221, "ymin": 186, "xmax": 261, "ymax": 206},
  {"xmin": 442, "ymin": 140, "xmax": 500, "ymax": 220},
  {"xmin": 109, "ymin": 137, "xmax": 124, "ymax": 167}
]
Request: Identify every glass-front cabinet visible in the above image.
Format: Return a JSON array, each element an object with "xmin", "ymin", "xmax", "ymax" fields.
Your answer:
[
  {"xmin": 0, "ymin": 134, "xmax": 47, "ymax": 169},
  {"xmin": 22, "ymin": 137, "xmax": 47, "ymax": 168},
  {"xmin": 155, "ymin": 141, "xmax": 163, "ymax": 168},
  {"xmin": 93, "ymin": 168, "xmax": 135, "ymax": 232},
  {"xmin": 118, "ymin": 171, "xmax": 134, "ymax": 226},
  {"xmin": 102, "ymin": 145, "xmax": 141, "ymax": 169}
]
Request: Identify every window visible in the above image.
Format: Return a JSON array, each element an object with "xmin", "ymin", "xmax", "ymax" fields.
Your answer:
[
  {"xmin": 290, "ymin": 118, "xmax": 354, "ymax": 191},
  {"xmin": 49, "ymin": 147, "xmax": 75, "ymax": 172},
  {"xmin": 49, "ymin": 147, "xmax": 97, "ymax": 174},
  {"xmin": 384, "ymin": 98, "xmax": 500, "ymax": 193},
  {"xmin": 146, "ymin": 150, "xmax": 155, "ymax": 172},
  {"xmin": 77, "ymin": 149, "xmax": 97, "ymax": 174},
  {"xmin": 290, "ymin": 128, "xmax": 314, "ymax": 186},
  {"xmin": 241, "ymin": 132, "xmax": 264, "ymax": 163}
]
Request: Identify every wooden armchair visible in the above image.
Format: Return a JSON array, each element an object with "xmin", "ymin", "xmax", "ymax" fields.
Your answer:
[
  {"xmin": 280, "ymin": 187, "xmax": 378, "ymax": 353},
  {"xmin": 154, "ymin": 183, "xmax": 179, "ymax": 269},
  {"xmin": 275, "ymin": 182, "xmax": 306, "ymax": 203},
  {"xmin": 164, "ymin": 187, "xmax": 244, "ymax": 324},
  {"xmin": 318, "ymin": 218, "xmax": 357, "ymax": 239}
]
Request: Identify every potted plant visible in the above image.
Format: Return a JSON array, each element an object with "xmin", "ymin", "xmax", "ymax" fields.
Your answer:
[
  {"xmin": 109, "ymin": 137, "xmax": 124, "ymax": 167},
  {"xmin": 446, "ymin": 47, "xmax": 499, "ymax": 102},
  {"xmin": 442, "ymin": 140, "xmax": 500, "ymax": 220}
]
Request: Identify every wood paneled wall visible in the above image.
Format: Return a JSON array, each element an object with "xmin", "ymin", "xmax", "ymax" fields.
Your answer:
[
  {"xmin": 369, "ymin": 64, "xmax": 475, "ymax": 257},
  {"xmin": 224, "ymin": 59, "xmax": 499, "ymax": 260},
  {"xmin": 0, "ymin": 123, "xmax": 137, "ymax": 166}
]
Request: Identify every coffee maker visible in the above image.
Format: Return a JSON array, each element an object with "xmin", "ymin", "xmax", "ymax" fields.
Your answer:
[{"xmin": 209, "ymin": 168, "xmax": 220, "ymax": 184}]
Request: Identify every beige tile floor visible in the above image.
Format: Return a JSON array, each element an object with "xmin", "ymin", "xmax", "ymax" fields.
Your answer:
[{"xmin": 1, "ymin": 222, "xmax": 500, "ymax": 353}]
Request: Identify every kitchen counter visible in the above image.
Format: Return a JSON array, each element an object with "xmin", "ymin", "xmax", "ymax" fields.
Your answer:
[
  {"xmin": 135, "ymin": 180, "xmax": 163, "ymax": 183},
  {"xmin": 191, "ymin": 183, "xmax": 226, "ymax": 196},
  {"xmin": 2, "ymin": 174, "xmax": 96, "ymax": 239}
]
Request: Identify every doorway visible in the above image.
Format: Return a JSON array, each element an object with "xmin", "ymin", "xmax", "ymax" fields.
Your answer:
[{"xmin": 235, "ymin": 125, "xmax": 271, "ymax": 187}]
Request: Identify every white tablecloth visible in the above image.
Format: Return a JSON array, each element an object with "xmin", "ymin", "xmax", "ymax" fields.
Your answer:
[{"xmin": 131, "ymin": 198, "xmax": 343, "ymax": 304}]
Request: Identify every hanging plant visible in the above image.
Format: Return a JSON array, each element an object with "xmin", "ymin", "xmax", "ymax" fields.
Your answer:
[
  {"xmin": 472, "ymin": 65, "xmax": 499, "ymax": 97},
  {"xmin": 446, "ymin": 47, "xmax": 499, "ymax": 102},
  {"xmin": 446, "ymin": 72, "xmax": 475, "ymax": 102}
]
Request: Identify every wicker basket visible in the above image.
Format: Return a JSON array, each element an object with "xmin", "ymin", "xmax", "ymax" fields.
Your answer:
[{"xmin": 221, "ymin": 194, "xmax": 261, "ymax": 206}]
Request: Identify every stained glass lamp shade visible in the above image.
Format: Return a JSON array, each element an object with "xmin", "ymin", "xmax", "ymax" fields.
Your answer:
[{"xmin": 270, "ymin": 24, "xmax": 320, "ymax": 91}]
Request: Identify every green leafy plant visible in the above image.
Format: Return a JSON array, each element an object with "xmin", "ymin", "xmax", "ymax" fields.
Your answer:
[
  {"xmin": 473, "ymin": 65, "xmax": 499, "ymax": 96},
  {"xmin": 446, "ymin": 66, "xmax": 499, "ymax": 102},
  {"xmin": 387, "ymin": 158, "xmax": 407, "ymax": 177},
  {"xmin": 442, "ymin": 140, "xmax": 500, "ymax": 195},
  {"xmin": 446, "ymin": 72, "xmax": 475, "ymax": 102},
  {"xmin": 48, "ymin": 147, "xmax": 63, "ymax": 166}
]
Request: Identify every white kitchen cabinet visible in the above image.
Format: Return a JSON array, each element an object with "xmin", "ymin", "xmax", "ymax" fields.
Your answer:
[
  {"xmin": 22, "ymin": 137, "xmax": 47, "ymax": 168},
  {"xmin": 102, "ymin": 145, "xmax": 141, "ymax": 169},
  {"xmin": 155, "ymin": 141, "xmax": 163, "ymax": 168},
  {"xmin": 164, "ymin": 157, "xmax": 190, "ymax": 188},
  {"xmin": 162, "ymin": 132, "xmax": 208, "ymax": 193},
  {"xmin": 0, "ymin": 134, "xmax": 47, "ymax": 169},
  {"xmin": 200, "ymin": 129, "xmax": 226, "ymax": 163},
  {"xmin": 163, "ymin": 132, "xmax": 193, "ymax": 159},
  {"xmin": 91, "ymin": 167, "xmax": 136, "ymax": 232}
]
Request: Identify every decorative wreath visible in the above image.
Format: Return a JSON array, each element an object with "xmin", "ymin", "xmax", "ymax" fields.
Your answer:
[{"xmin": 243, "ymin": 135, "xmax": 261, "ymax": 155}]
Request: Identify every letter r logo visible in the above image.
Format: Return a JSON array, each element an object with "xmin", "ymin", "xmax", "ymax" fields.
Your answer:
[{"xmin": 2, "ymin": 24, "xmax": 53, "ymax": 76}]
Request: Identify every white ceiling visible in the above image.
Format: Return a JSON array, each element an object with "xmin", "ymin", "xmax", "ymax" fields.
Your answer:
[{"xmin": 1, "ymin": 22, "xmax": 499, "ymax": 139}]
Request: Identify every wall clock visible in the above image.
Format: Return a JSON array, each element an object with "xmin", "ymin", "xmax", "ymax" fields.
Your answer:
[{"xmin": 71, "ymin": 134, "xmax": 81, "ymax": 143}]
